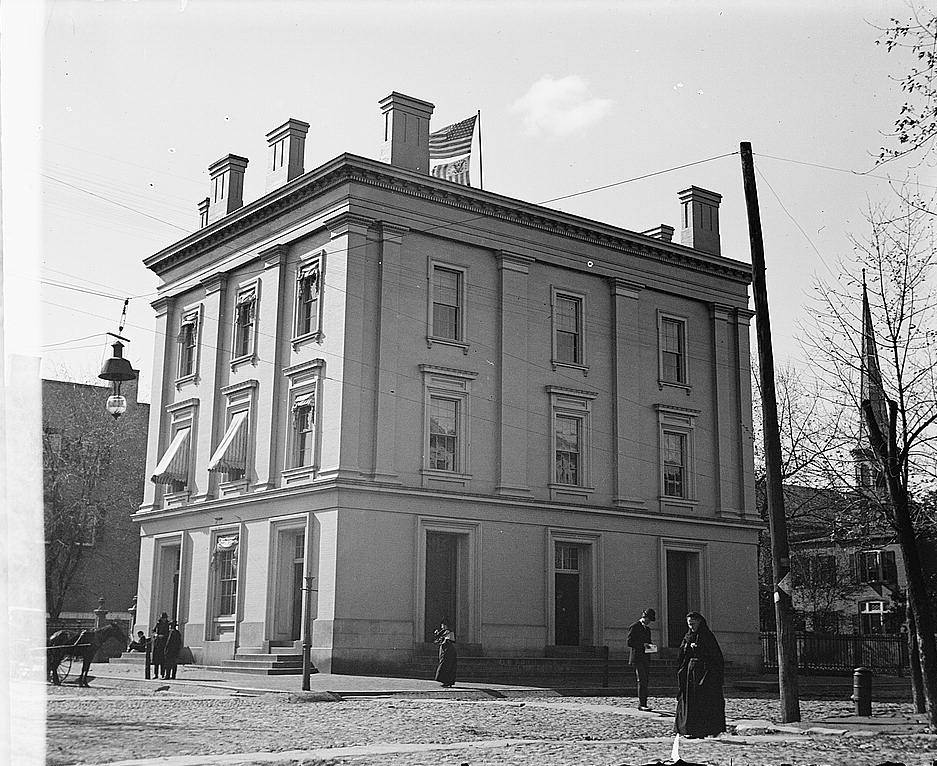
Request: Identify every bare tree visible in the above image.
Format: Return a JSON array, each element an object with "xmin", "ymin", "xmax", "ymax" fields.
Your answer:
[
  {"xmin": 802, "ymin": 193, "xmax": 937, "ymax": 729},
  {"xmin": 876, "ymin": 4, "xmax": 937, "ymax": 164},
  {"xmin": 43, "ymin": 381, "xmax": 145, "ymax": 620}
]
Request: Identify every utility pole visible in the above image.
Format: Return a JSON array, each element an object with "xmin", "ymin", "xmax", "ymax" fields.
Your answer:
[{"xmin": 740, "ymin": 141, "xmax": 801, "ymax": 723}]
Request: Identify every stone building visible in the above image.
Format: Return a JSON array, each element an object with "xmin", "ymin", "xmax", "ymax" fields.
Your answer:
[{"xmin": 135, "ymin": 92, "xmax": 761, "ymax": 672}]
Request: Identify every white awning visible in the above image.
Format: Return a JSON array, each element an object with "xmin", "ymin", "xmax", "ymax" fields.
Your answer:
[
  {"xmin": 215, "ymin": 534, "xmax": 239, "ymax": 553},
  {"xmin": 207, "ymin": 411, "xmax": 249, "ymax": 475},
  {"xmin": 151, "ymin": 428, "xmax": 191, "ymax": 485},
  {"xmin": 291, "ymin": 392, "xmax": 315, "ymax": 412}
]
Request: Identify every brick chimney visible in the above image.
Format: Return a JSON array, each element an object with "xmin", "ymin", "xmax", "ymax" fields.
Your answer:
[
  {"xmin": 198, "ymin": 197, "xmax": 210, "ymax": 228},
  {"xmin": 642, "ymin": 224, "xmax": 674, "ymax": 242},
  {"xmin": 378, "ymin": 92, "xmax": 434, "ymax": 174},
  {"xmin": 678, "ymin": 187, "xmax": 721, "ymax": 256},
  {"xmin": 265, "ymin": 118, "xmax": 309, "ymax": 191},
  {"xmin": 207, "ymin": 154, "xmax": 249, "ymax": 224}
]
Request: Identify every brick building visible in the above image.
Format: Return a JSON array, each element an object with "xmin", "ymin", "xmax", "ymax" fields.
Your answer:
[{"xmin": 134, "ymin": 92, "xmax": 761, "ymax": 672}]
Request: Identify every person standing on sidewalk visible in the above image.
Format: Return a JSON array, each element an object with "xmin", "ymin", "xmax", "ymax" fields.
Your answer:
[
  {"xmin": 627, "ymin": 608, "xmax": 657, "ymax": 710},
  {"xmin": 163, "ymin": 622, "xmax": 182, "ymax": 679},
  {"xmin": 151, "ymin": 612, "xmax": 170, "ymax": 679},
  {"xmin": 433, "ymin": 618, "xmax": 457, "ymax": 688},
  {"xmin": 675, "ymin": 611, "xmax": 726, "ymax": 738}
]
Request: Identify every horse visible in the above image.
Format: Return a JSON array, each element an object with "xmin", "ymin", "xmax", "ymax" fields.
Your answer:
[{"xmin": 48, "ymin": 621, "xmax": 127, "ymax": 686}]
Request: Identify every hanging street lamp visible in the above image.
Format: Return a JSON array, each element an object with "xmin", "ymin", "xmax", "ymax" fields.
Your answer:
[{"xmin": 98, "ymin": 332, "xmax": 137, "ymax": 419}]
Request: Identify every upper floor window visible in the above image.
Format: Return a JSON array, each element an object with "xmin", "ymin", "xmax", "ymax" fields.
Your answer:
[
  {"xmin": 176, "ymin": 309, "xmax": 200, "ymax": 380},
  {"xmin": 420, "ymin": 364, "xmax": 476, "ymax": 485},
  {"xmin": 547, "ymin": 386, "xmax": 596, "ymax": 497},
  {"xmin": 792, "ymin": 554, "xmax": 837, "ymax": 587},
  {"xmin": 429, "ymin": 396, "xmax": 460, "ymax": 471},
  {"xmin": 552, "ymin": 289, "xmax": 587, "ymax": 371},
  {"xmin": 282, "ymin": 359, "xmax": 325, "ymax": 484},
  {"xmin": 151, "ymin": 399, "xmax": 198, "ymax": 499},
  {"xmin": 291, "ymin": 391, "xmax": 316, "ymax": 468},
  {"xmin": 852, "ymin": 549, "xmax": 897, "ymax": 584},
  {"xmin": 432, "ymin": 265, "xmax": 462, "ymax": 341},
  {"xmin": 662, "ymin": 431, "xmax": 687, "ymax": 497},
  {"xmin": 233, "ymin": 287, "xmax": 257, "ymax": 360},
  {"xmin": 656, "ymin": 404, "xmax": 699, "ymax": 503},
  {"xmin": 293, "ymin": 258, "xmax": 323, "ymax": 341},
  {"xmin": 659, "ymin": 314, "xmax": 688, "ymax": 386}
]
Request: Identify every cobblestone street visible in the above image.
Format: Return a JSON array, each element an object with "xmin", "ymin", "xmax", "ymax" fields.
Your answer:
[{"xmin": 36, "ymin": 677, "xmax": 937, "ymax": 766}]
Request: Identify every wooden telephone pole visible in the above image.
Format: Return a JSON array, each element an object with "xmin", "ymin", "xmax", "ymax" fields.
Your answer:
[{"xmin": 740, "ymin": 141, "xmax": 801, "ymax": 723}]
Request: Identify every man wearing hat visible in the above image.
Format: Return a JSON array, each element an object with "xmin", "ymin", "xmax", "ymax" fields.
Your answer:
[{"xmin": 626, "ymin": 608, "xmax": 657, "ymax": 710}]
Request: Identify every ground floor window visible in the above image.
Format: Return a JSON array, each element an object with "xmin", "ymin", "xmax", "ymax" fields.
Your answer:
[{"xmin": 859, "ymin": 600, "xmax": 885, "ymax": 635}]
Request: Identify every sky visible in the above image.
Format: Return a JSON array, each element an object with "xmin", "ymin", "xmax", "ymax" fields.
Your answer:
[{"xmin": 5, "ymin": 0, "xmax": 935, "ymax": 403}]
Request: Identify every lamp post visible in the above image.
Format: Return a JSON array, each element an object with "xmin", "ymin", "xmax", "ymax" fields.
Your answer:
[{"xmin": 97, "ymin": 332, "xmax": 137, "ymax": 418}]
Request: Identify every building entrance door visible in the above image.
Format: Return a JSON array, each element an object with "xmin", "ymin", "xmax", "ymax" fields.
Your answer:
[
  {"xmin": 554, "ymin": 543, "xmax": 582, "ymax": 646},
  {"xmin": 666, "ymin": 550, "xmax": 700, "ymax": 647},
  {"xmin": 157, "ymin": 544, "xmax": 181, "ymax": 622},
  {"xmin": 272, "ymin": 528, "xmax": 305, "ymax": 642},
  {"xmin": 424, "ymin": 532, "xmax": 458, "ymax": 643}
]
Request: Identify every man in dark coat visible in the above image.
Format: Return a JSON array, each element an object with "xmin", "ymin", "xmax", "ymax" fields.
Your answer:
[
  {"xmin": 163, "ymin": 622, "xmax": 182, "ymax": 680},
  {"xmin": 626, "ymin": 608, "xmax": 657, "ymax": 710},
  {"xmin": 152, "ymin": 612, "xmax": 170, "ymax": 679}
]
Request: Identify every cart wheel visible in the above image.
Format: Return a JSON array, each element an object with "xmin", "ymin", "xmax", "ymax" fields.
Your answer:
[{"xmin": 58, "ymin": 655, "xmax": 73, "ymax": 683}]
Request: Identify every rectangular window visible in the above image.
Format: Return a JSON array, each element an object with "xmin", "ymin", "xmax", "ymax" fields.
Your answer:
[
  {"xmin": 177, "ymin": 311, "xmax": 199, "ymax": 379},
  {"xmin": 856, "ymin": 550, "xmax": 897, "ymax": 583},
  {"xmin": 859, "ymin": 601, "xmax": 885, "ymax": 635},
  {"xmin": 555, "ymin": 414, "xmax": 582, "ymax": 486},
  {"xmin": 291, "ymin": 392, "xmax": 316, "ymax": 468},
  {"xmin": 216, "ymin": 543, "xmax": 238, "ymax": 616},
  {"xmin": 233, "ymin": 288, "xmax": 256, "ymax": 359},
  {"xmin": 660, "ymin": 316, "xmax": 686, "ymax": 384},
  {"xmin": 662, "ymin": 431, "xmax": 686, "ymax": 498},
  {"xmin": 432, "ymin": 266, "xmax": 462, "ymax": 340},
  {"xmin": 555, "ymin": 543, "xmax": 580, "ymax": 572},
  {"xmin": 294, "ymin": 261, "xmax": 321, "ymax": 338},
  {"xmin": 554, "ymin": 294, "xmax": 582, "ymax": 365},
  {"xmin": 429, "ymin": 396, "xmax": 459, "ymax": 471}
]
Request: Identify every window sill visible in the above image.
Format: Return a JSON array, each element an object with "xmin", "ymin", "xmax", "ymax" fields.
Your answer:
[
  {"xmin": 163, "ymin": 490, "xmax": 190, "ymax": 508},
  {"xmin": 421, "ymin": 468, "xmax": 472, "ymax": 487},
  {"xmin": 218, "ymin": 478, "xmax": 249, "ymax": 497},
  {"xmin": 230, "ymin": 353, "xmax": 256, "ymax": 371},
  {"xmin": 658, "ymin": 379, "xmax": 691, "ymax": 395},
  {"xmin": 427, "ymin": 336, "xmax": 470, "ymax": 355},
  {"xmin": 549, "ymin": 483, "xmax": 595, "ymax": 502},
  {"xmin": 291, "ymin": 330, "xmax": 324, "ymax": 350},
  {"xmin": 659, "ymin": 495, "xmax": 699, "ymax": 508},
  {"xmin": 551, "ymin": 359, "xmax": 589, "ymax": 376},
  {"xmin": 282, "ymin": 464, "xmax": 318, "ymax": 486},
  {"xmin": 175, "ymin": 373, "xmax": 199, "ymax": 389}
]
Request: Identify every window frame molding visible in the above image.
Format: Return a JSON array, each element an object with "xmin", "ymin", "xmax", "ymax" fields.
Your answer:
[
  {"xmin": 657, "ymin": 310, "xmax": 691, "ymax": 393},
  {"xmin": 544, "ymin": 527, "xmax": 603, "ymax": 647},
  {"xmin": 230, "ymin": 278, "xmax": 261, "ymax": 370},
  {"xmin": 175, "ymin": 302, "xmax": 204, "ymax": 387},
  {"xmin": 282, "ymin": 358, "xmax": 325, "ymax": 485},
  {"xmin": 291, "ymin": 250, "xmax": 326, "ymax": 349},
  {"xmin": 547, "ymin": 386, "xmax": 597, "ymax": 501},
  {"xmin": 426, "ymin": 260, "xmax": 469, "ymax": 354},
  {"xmin": 550, "ymin": 287, "xmax": 589, "ymax": 375},
  {"xmin": 162, "ymin": 398, "xmax": 199, "ymax": 507},
  {"xmin": 211, "ymin": 379, "xmax": 258, "ymax": 496},
  {"xmin": 419, "ymin": 364, "xmax": 477, "ymax": 487},
  {"xmin": 206, "ymin": 524, "xmax": 242, "ymax": 642},
  {"xmin": 656, "ymin": 404, "xmax": 700, "ymax": 506}
]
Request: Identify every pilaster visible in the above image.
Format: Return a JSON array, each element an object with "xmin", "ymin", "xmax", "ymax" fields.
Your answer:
[
  {"xmin": 193, "ymin": 273, "xmax": 227, "ymax": 502},
  {"xmin": 611, "ymin": 278, "xmax": 647, "ymax": 509},
  {"xmin": 736, "ymin": 309, "xmax": 756, "ymax": 519},
  {"xmin": 711, "ymin": 303, "xmax": 740, "ymax": 518},
  {"xmin": 371, "ymin": 222, "xmax": 407, "ymax": 482},
  {"xmin": 496, "ymin": 251, "xmax": 534, "ymax": 496},
  {"xmin": 141, "ymin": 296, "xmax": 173, "ymax": 511}
]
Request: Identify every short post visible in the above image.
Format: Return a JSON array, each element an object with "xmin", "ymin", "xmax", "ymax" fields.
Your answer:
[
  {"xmin": 93, "ymin": 597, "xmax": 107, "ymax": 629},
  {"xmin": 851, "ymin": 666, "xmax": 872, "ymax": 716},
  {"xmin": 601, "ymin": 645, "xmax": 610, "ymax": 689},
  {"xmin": 301, "ymin": 574, "xmax": 316, "ymax": 691}
]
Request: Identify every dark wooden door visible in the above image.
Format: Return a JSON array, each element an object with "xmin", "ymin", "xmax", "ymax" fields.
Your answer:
[
  {"xmin": 555, "ymin": 573, "xmax": 580, "ymax": 645},
  {"xmin": 424, "ymin": 532, "xmax": 458, "ymax": 642},
  {"xmin": 667, "ymin": 551, "xmax": 690, "ymax": 647}
]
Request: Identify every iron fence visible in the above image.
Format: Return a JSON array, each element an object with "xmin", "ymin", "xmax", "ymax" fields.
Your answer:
[{"xmin": 761, "ymin": 631, "xmax": 909, "ymax": 674}]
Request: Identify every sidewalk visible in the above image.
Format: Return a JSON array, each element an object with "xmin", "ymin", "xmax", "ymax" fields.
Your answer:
[{"xmin": 82, "ymin": 662, "xmax": 930, "ymax": 737}]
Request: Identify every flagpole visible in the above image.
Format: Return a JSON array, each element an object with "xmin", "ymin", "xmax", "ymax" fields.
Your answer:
[{"xmin": 476, "ymin": 110, "xmax": 484, "ymax": 190}]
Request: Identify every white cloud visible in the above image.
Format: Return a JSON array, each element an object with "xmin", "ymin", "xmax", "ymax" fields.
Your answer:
[{"xmin": 511, "ymin": 75, "xmax": 613, "ymax": 138}]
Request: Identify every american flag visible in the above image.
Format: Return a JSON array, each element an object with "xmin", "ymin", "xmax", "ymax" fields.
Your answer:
[{"xmin": 429, "ymin": 115, "xmax": 477, "ymax": 160}]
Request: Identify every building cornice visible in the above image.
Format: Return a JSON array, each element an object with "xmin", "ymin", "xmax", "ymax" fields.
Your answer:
[{"xmin": 144, "ymin": 154, "xmax": 753, "ymax": 285}]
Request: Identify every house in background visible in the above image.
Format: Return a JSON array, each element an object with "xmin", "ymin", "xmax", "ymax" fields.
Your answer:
[
  {"xmin": 42, "ymin": 376, "xmax": 148, "ymax": 631},
  {"xmin": 134, "ymin": 91, "xmax": 761, "ymax": 673}
]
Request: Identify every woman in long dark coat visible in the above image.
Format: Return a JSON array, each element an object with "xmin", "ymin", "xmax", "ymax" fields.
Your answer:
[
  {"xmin": 675, "ymin": 611, "xmax": 726, "ymax": 738},
  {"xmin": 433, "ymin": 619, "xmax": 457, "ymax": 687}
]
